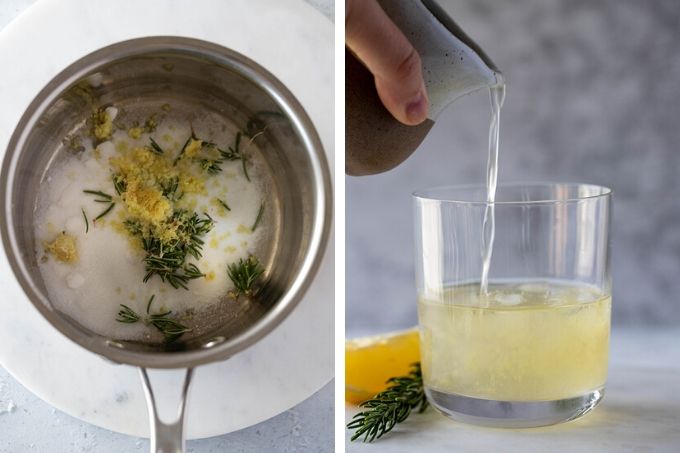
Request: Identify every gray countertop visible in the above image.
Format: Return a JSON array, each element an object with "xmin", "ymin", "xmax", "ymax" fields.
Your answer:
[
  {"xmin": 1, "ymin": 370, "xmax": 333, "ymax": 452},
  {"xmin": 0, "ymin": 1, "xmax": 334, "ymax": 452}
]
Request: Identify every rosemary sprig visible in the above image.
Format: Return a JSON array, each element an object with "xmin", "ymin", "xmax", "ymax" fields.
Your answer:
[
  {"xmin": 130, "ymin": 210, "xmax": 214, "ymax": 290},
  {"xmin": 84, "ymin": 189, "xmax": 116, "ymax": 221},
  {"xmin": 148, "ymin": 137, "xmax": 164, "ymax": 155},
  {"xmin": 182, "ymin": 263, "xmax": 206, "ymax": 279},
  {"xmin": 116, "ymin": 304, "xmax": 141, "ymax": 323},
  {"xmin": 148, "ymin": 314, "xmax": 192, "ymax": 342},
  {"xmin": 251, "ymin": 203, "xmax": 264, "ymax": 232},
  {"xmin": 82, "ymin": 208, "xmax": 89, "ymax": 233},
  {"xmin": 217, "ymin": 198, "xmax": 231, "ymax": 211},
  {"xmin": 116, "ymin": 295, "xmax": 191, "ymax": 342},
  {"xmin": 347, "ymin": 363, "xmax": 428, "ymax": 443},
  {"xmin": 227, "ymin": 256, "xmax": 264, "ymax": 298}
]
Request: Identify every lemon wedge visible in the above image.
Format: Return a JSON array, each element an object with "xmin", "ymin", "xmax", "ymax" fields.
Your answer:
[{"xmin": 345, "ymin": 327, "xmax": 420, "ymax": 404}]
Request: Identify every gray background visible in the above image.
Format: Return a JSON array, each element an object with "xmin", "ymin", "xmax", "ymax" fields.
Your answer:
[
  {"xmin": 347, "ymin": 0, "xmax": 680, "ymax": 332},
  {"xmin": 0, "ymin": 1, "xmax": 334, "ymax": 452}
]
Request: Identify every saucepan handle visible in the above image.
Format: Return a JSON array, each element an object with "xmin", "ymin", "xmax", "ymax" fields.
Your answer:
[{"xmin": 139, "ymin": 367, "xmax": 194, "ymax": 453}]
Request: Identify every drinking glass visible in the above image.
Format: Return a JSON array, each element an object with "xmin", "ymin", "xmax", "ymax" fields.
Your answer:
[{"xmin": 413, "ymin": 183, "xmax": 611, "ymax": 428}]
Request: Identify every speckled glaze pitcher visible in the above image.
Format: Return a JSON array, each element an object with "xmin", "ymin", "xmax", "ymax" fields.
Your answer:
[{"xmin": 346, "ymin": 0, "xmax": 502, "ymax": 175}]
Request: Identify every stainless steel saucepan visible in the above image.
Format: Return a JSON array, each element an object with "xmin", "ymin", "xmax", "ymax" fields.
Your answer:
[{"xmin": 0, "ymin": 37, "xmax": 331, "ymax": 452}]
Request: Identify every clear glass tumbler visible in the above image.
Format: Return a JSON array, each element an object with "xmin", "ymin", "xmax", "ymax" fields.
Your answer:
[{"xmin": 413, "ymin": 183, "xmax": 612, "ymax": 428}]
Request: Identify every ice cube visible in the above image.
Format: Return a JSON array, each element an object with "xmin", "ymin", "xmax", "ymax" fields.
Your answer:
[
  {"xmin": 517, "ymin": 283, "xmax": 548, "ymax": 294},
  {"xmin": 494, "ymin": 293, "xmax": 523, "ymax": 306}
]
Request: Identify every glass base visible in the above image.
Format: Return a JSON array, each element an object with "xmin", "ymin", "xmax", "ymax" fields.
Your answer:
[{"xmin": 426, "ymin": 387, "xmax": 604, "ymax": 428}]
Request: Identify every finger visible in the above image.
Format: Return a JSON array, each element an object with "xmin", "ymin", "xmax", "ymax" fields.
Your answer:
[{"xmin": 346, "ymin": 0, "xmax": 429, "ymax": 125}]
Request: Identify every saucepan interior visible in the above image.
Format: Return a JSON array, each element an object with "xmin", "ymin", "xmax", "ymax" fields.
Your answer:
[{"xmin": 0, "ymin": 37, "xmax": 331, "ymax": 368}]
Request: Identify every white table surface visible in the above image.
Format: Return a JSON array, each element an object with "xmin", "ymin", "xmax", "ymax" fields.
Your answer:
[
  {"xmin": 0, "ymin": 1, "xmax": 335, "ymax": 452},
  {"xmin": 345, "ymin": 327, "xmax": 680, "ymax": 452}
]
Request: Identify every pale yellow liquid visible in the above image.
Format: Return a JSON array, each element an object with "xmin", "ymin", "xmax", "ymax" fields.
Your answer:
[{"xmin": 418, "ymin": 281, "xmax": 611, "ymax": 401}]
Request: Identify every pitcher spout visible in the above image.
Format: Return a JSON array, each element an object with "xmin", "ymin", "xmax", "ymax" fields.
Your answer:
[{"xmin": 379, "ymin": 0, "xmax": 501, "ymax": 119}]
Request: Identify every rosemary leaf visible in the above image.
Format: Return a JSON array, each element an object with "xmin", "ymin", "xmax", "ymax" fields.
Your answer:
[
  {"xmin": 82, "ymin": 208, "xmax": 89, "ymax": 233},
  {"xmin": 241, "ymin": 154, "xmax": 251, "ymax": 182},
  {"xmin": 146, "ymin": 294, "xmax": 155, "ymax": 314},
  {"xmin": 94, "ymin": 202, "xmax": 116, "ymax": 221},
  {"xmin": 217, "ymin": 198, "xmax": 231, "ymax": 211},
  {"xmin": 83, "ymin": 189, "xmax": 113, "ymax": 201},
  {"xmin": 174, "ymin": 135, "xmax": 193, "ymax": 165},
  {"xmin": 251, "ymin": 203, "xmax": 264, "ymax": 232}
]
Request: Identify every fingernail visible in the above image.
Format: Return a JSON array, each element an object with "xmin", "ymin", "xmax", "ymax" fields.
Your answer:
[{"xmin": 405, "ymin": 91, "xmax": 428, "ymax": 124}]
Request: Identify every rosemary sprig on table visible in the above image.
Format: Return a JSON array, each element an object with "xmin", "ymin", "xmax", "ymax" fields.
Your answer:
[
  {"xmin": 227, "ymin": 256, "xmax": 264, "ymax": 298},
  {"xmin": 347, "ymin": 363, "xmax": 429, "ymax": 443},
  {"xmin": 116, "ymin": 294, "xmax": 191, "ymax": 342},
  {"xmin": 83, "ymin": 189, "xmax": 116, "ymax": 221}
]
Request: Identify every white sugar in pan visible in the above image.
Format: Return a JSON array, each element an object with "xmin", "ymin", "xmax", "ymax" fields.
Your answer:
[{"xmin": 35, "ymin": 105, "xmax": 273, "ymax": 343}]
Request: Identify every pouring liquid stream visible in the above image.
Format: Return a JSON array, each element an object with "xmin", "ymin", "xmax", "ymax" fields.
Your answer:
[{"xmin": 480, "ymin": 78, "xmax": 506, "ymax": 298}]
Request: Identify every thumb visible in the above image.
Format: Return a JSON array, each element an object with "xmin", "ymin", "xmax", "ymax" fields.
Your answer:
[{"xmin": 346, "ymin": 0, "xmax": 429, "ymax": 126}]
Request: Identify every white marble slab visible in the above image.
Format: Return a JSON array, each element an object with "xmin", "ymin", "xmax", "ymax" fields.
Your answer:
[
  {"xmin": 346, "ymin": 328, "xmax": 680, "ymax": 452},
  {"xmin": 0, "ymin": 0, "xmax": 334, "ymax": 441}
]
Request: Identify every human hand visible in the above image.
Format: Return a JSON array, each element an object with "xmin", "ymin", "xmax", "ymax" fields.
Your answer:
[{"xmin": 346, "ymin": 0, "xmax": 429, "ymax": 126}]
